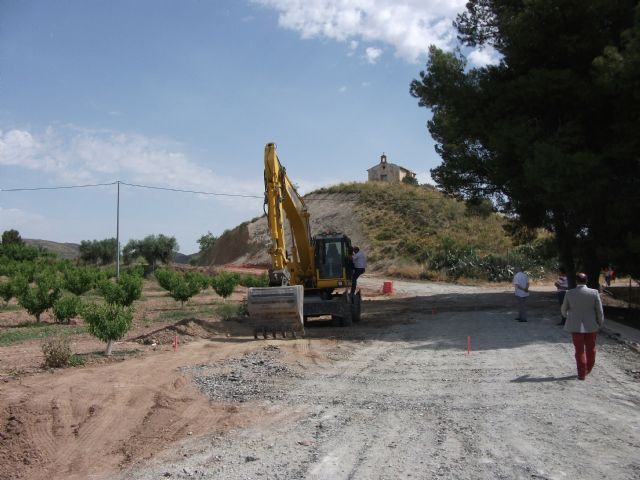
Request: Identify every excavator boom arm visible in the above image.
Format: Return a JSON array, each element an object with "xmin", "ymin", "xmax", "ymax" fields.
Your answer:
[{"xmin": 263, "ymin": 143, "xmax": 314, "ymax": 285}]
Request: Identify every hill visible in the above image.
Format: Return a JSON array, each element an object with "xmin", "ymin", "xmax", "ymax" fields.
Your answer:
[
  {"xmin": 199, "ymin": 182, "xmax": 542, "ymax": 280},
  {"xmin": 24, "ymin": 239, "xmax": 80, "ymax": 260}
]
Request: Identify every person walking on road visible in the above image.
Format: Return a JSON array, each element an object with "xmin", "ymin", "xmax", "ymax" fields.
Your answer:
[
  {"xmin": 555, "ymin": 268, "xmax": 569, "ymax": 326},
  {"xmin": 561, "ymin": 272, "xmax": 604, "ymax": 380},
  {"xmin": 350, "ymin": 246, "xmax": 366, "ymax": 295},
  {"xmin": 513, "ymin": 266, "xmax": 529, "ymax": 322},
  {"xmin": 603, "ymin": 266, "xmax": 613, "ymax": 287}
]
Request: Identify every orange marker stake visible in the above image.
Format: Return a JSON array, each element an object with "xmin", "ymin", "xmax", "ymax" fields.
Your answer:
[
  {"xmin": 173, "ymin": 334, "xmax": 179, "ymax": 352},
  {"xmin": 467, "ymin": 336, "xmax": 471, "ymax": 355}
]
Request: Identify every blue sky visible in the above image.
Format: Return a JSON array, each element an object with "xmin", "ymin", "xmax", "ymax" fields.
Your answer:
[{"xmin": 0, "ymin": 0, "xmax": 497, "ymax": 254}]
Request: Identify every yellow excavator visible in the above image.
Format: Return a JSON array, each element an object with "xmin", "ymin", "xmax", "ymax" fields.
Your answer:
[{"xmin": 246, "ymin": 143, "xmax": 362, "ymax": 338}]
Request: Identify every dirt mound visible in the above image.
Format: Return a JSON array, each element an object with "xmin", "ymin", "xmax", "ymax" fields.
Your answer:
[{"xmin": 134, "ymin": 318, "xmax": 224, "ymax": 345}]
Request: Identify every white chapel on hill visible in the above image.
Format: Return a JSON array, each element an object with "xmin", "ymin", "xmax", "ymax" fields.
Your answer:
[{"xmin": 367, "ymin": 153, "xmax": 417, "ymax": 183}]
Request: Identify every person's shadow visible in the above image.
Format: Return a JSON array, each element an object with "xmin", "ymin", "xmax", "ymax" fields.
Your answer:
[{"xmin": 511, "ymin": 374, "xmax": 577, "ymax": 383}]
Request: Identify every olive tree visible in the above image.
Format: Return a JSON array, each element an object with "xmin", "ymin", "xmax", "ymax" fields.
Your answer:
[
  {"xmin": 1, "ymin": 229, "xmax": 22, "ymax": 246},
  {"xmin": 123, "ymin": 234, "xmax": 178, "ymax": 272}
]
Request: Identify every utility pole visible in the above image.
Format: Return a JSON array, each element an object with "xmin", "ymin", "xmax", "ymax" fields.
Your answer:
[{"xmin": 116, "ymin": 180, "xmax": 120, "ymax": 281}]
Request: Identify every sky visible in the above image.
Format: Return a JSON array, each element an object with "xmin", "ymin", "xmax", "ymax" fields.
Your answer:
[{"xmin": 0, "ymin": 0, "xmax": 499, "ymax": 254}]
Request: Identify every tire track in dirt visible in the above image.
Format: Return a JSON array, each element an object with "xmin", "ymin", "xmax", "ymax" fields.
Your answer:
[{"xmin": 0, "ymin": 340, "xmax": 267, "ymax": 480}]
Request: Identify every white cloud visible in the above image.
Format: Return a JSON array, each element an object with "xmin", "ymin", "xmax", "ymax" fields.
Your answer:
[
  {"xmin": 364, "ymin": 46, "xmax": 383, "ymax": 64},
  {"xmin": 467, "ymin": 46, "xmax": 501, "ymax": 67},
  {"xmin": 0, "ymin": 206, "xmax": 47, "ymax": 231},
  {"xmin": 253, "ymin": 0, "xmax": 467, "ymax": 63},
  {"xmin": 338, "ymin": 85, "xmax": 348, "ymax": 93},
  {"xmin": 0, "ymin": 126, "xmax": 262, "ymax": 199}
]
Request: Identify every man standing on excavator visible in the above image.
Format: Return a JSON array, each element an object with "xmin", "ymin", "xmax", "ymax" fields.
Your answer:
[{"xmin": 350, "ymin": 246, "xmax": 366, "ymax": 295}]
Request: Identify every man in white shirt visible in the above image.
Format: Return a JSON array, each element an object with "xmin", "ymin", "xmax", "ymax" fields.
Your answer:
[
  {"xmin": 513, "ymin": 266, "xmax": 529, "ymax": 322},
  {"xmin": 350, "ymin": 246, "xmax": 366, "ymax": 295}
]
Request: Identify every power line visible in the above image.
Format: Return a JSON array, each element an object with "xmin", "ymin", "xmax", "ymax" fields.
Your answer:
[
  {"xmin": 0, "ymin": 181, "xmax": 118, "ymax": 192},
  {"xmin": 0, "ymin": 180, "xmax": 263, "ymax": 199},
  {"xmin": 119, "ymin": 181, "xmax": 262, "ymax": 199}
]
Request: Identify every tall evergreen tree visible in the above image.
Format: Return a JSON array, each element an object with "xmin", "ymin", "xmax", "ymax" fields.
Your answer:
[{"xmin": 410, "ymin": 0, "xmax": 640, "ymax": 286}]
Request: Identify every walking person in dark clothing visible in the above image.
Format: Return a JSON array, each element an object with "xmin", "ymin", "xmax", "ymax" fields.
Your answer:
[
  {"xmin": 350, "ymin": 246, "xmax": 366, "ymax": 295},
  {"xmin": 561, "ymin": 272, "xmax": 604, "ymax": 380},
  {"xmin": 555, "ymin": 268, "xmax": 569, "ymax": 326}
]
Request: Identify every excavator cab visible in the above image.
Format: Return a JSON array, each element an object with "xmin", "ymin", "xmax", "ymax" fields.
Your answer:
[{"xmin": 314, "ymin": 234, "xmax": 352, "ymax": 288}]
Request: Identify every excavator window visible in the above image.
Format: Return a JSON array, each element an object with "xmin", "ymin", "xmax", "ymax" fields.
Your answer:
[{"xmin": 316, "ymin": 239, "xmax": 345, "ymax": 280}]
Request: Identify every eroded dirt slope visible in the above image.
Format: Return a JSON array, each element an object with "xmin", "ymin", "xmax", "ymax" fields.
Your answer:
[{"xmin": 202, "ymin": 192, "xmax": 363, "ymax": 266}]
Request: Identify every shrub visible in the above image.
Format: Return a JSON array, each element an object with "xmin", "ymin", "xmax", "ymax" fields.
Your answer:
[
  {"xmin": 211, "ymin": 271, "xmax": 239, "ymax": 301},
  {"xmin": 0, "ymin": 280, "xmax": 13, "ymax": 305},
  {"xmin": 53, "ymin": 295, "xmax": 83, "ymax": 324},
  {"xmin": 185, "ymin": 271, "xmax": 209, "ymax": 290},
  {"xmin": 98, "ymin": 272, "xmax": 142, "ymax": 307},
  {"xmin": 169, "ymin": 278, "xmax": 202, "ymax": 307},
  {"xmin": 63, "ymin": 266, "xmax": 99, "ymax": 296},
  {"xmin": 155, "ymin": 268, "xmax": 179, "ymax": 291},
  {"xmin": 82, "ymin": 303, "xmax": 134, "ymax": 355},
  {"xmin": 216, "ymin": 302, "xmax": 244, "ymax": 320},
  {"xmin": 155, "ymin": 269, "xmax": 205, "ymax": 306},
  {"xmin": 15, "ymin": 271, "xmax": 62, "ymax": 322},
  {"xmin": 42, "ymin": 337, "xmax": 72, "ymax": 368},
  {"xmin": 239, "ymin": 273, "xmax": 269, "ymax": 288}
]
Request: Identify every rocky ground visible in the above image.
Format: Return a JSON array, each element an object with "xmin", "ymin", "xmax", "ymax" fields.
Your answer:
[{"xmin": 110, "ymin": 282, "xmax": 640, "ymax": 480}]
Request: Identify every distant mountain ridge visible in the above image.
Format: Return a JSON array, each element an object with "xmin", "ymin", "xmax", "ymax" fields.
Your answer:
[{"xmin": 24, "ymin": 239, "xmax": 80, "ymax": 260}]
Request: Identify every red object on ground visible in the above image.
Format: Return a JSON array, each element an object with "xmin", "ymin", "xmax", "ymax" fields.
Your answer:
[
  {"xmin": 382, "ymin": 281, "xmax": 394, "ymax": 294},
  {"xmin": 172, "ymin": 335, "xmax": 179, "ymax": 352}
]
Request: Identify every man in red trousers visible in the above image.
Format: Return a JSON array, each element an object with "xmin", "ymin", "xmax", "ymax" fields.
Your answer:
[{"xmin": 561, "ymin": 272, "xmax": 604, "ymax": 380}]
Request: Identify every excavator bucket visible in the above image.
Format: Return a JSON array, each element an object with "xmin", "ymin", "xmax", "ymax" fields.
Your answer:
[{"xmin": 247, "ymin": 285, "xmax": 305, "ymax": 339}]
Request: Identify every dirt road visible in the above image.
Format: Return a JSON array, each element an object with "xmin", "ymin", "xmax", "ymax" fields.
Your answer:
[{"xmin": 111, "ymin": 287, "xmax": 640, "ymax": 480}]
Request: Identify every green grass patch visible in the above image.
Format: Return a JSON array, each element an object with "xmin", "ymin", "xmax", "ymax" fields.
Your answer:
[{"xmin": 0, "ymin": 323, "xmax": 88, "ymax": 346}]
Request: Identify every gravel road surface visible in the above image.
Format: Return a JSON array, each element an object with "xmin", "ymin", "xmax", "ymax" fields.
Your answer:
[{"xmin": 116, "ymin": 285, "xmax": 640, "ymax": 480}]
